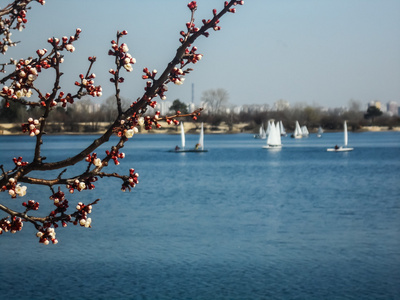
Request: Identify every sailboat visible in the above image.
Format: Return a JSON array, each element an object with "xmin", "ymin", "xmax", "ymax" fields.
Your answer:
[
  {"xmin": 301, "ymin": 125, "xmax": 309, "ymax": 137},
  {"xmin": 266, "ymin": 120, "xmax": 272, "ymax": 136},
  {"xmin": 291, "ymin": 121, "xmax": 303, "ymax": 138},
  {"xmin": 279, "ymin": 121, "xmax": 287, "ymax": 137},
  {"xmin": 254, "ymin": 124, "xmax": 267, "ymax": 139},
  {"xmin": 170, "ymin": 122, "xmax": 208, "ymax": 152},
  {"xmin": 327, "ymin": 121, "xmax": 353, "ymax": 152},
  {"xmin": 262, "ymin": 122, "xmax": 282, "ymax": 149},
  {"xmin": 316, "ymin": 126, "xmax": 323, "ymax": 138}
]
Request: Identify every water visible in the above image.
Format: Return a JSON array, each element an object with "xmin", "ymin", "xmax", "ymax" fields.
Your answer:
[{"xmin": 0, "ymin": 132, "xmax": 399, "ymax": 299}]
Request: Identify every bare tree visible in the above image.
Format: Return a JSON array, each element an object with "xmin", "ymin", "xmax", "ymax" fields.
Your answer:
[
  {"xmin": 0, "ymin": 0, "xmax": 244, "ymax": 244},
  {"xmin": 201, "ymin": 88, "xmax": 229, "ymax": 115}
]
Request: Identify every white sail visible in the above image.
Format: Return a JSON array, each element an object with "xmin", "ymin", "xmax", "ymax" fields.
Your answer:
[
  {"xmin": 266, "ymin": 121, "xmax": 272, "ymax": 136},
  {"xmin": 261, "ymin": 125, "xmax": 266, "ymax": 139},
  {"xmin": 171, "ymin": 122, "xmax": 207, "ymax": 152},
  {"xmin": 275, "ymin": 122, "xmax": 282, "ymax": 145},
  {"xmin": 292, "ymin": 121, "xmax": 302, "ymax": 138},
  {"xmin": 279, "ymin": 121, "xmax": 286, "ymax": 136},
  {"xmin": 256, "ymin": 124, "xmax": 266, "ymax": 139},
  {"xmin": 263, "ymin": 122, "xmax": 282, "ymax": 148},
  {"xmin": 180, "ymin": 121, "xmax": 185, "ymax": 149},
  {"xmin": 327, "ymin": 120, "xmax": 353, "ymax": 152},
  {"xmin": 198, "ymin": 123, "xmax": 204, "ymax": 150},
  {"xmin": 317, "ymin": 126, "xmax": 323, "ymax": 137},
  {"xmin": 301, "ymin": 125, "xmax": 309, "ymax": 137}
]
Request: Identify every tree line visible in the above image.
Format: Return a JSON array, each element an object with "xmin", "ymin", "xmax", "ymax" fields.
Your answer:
[{"xmin": 1, "ymin": 94, "xmax": 398, "ymax": 134}]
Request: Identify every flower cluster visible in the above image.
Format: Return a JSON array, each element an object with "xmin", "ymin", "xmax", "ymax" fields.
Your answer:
[
  {"xmin": 49, "ymin": 189, "xmax": 69, "ymax": 215},
  {"xmin": 67, "ymin": 179, "xmax": 88, "ymax": 193},
  {"xmin": 37, "ymin": 226, "xmax": 57, "ymax": 245},
  {"xmin": 86, "ymin": 153, "xmax": 102, "ymax": 167},
  {"xmin": 121, "ymin": 168, "xmax": 139, "ymax": 192},
  {"xmin": 10, "ymin": 217, "xmax": 23, "ymax": 233},
  {"xmin": 21, "ymin": 118, "xmax": 40, "ymax": 136},
  {"xmin": 34, "ymin": 195, "xmax": 98, "ymax": 244},
  {"xmin": 74, "ymin": 58, "xmax": 102, "ymax": 97},
  {"xmin": 22, "ymin": 200, "xmax": 39, "ymax": 211},
  {"xmin": 188, "ymin": 1, "xmax": 197, "ymax": 11},
  {"xmin": 114, "ymin": 116, "xmax": 141, "ymax": 138},
  {"xmin": 142, "ymin": 68, "xmax": 157, "ymax": 80},
  {"xmin": 13, "ymin": 156, "xmax": 28, "ymax": 167},
  {"xmin": 0, "ymin": 1, "xmax": 45, "ymax": 54},
  {"xmin": 0, "ymin": 218, "xmax": 11, "ymax": 235},
  {"xmin": 2, "ymin": 178, "xmax": 27, "ymax": 198},
  {"xmin": 55, "ymin": 91, "xmax": 74, "ymax": 107},
  {"xmin": 169, "ymin": 67, "xmax": 186, "ymax": 85},
  {"xmin": 166, "ymin": 117, "xmax": 181, "ymax": 126},
  {"xmin": 0, "ymin": 217, "xmax": 23, "ymax": 234},
  {"xmin": 184, "ymin": 46, "xmax": 203, "ymax": 64},
  {"xmin": 0, "ymin": 60, "xmax": 39, "ymax": 100},
  {"xmin": 106, "ymin": 147, "xmax": 125, "ymax": 165},
  {"xmin": 48, "ymin": 28, "xmax": 81, "ymax": 53},
  {"xmin": 74, "ymin": 202, "xmax": 93, "ymax": 228},
  {"xmin": 83, "ymin": 176, "xmax": 98, "ymax": 190},
  {"xmin": 226, "ymin": 1, "xmax": 244, "ymax": 12},
  {"xmin": 124, "ymin": 127, "xmax": 139, "ymax": 138},
  {"xmin": 39, "ymin": 92, "xmax": 58, "ymax": 107},
  {"xmin": 108, "ymin": 31, "xmax": 136, "ymax": 78}
]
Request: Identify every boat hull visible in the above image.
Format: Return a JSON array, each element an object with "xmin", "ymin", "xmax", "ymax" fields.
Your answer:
[
  {"xmin": 169, "ymin": 149, "xmax": 208, "ymax": 153},
  {"xmin": 326, "ymin": 147, "xmax": 353, "ymax": 152},
  {"xmin": 262, "ymin": 145, "xmax": 282, "ymax": 149}
]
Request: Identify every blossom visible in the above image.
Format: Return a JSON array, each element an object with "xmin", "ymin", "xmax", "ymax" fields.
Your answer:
[
  {"xmin": 78, "ymin": 182, "xmax": 86, "ymax": 191},
  {"xmin": 85, "ymin": 218, "xmax": 92, "ymax": 228},
  {"xmin": 25, "ymin": 89, "xmax": 33, "ymax": 98},
  {"xmin": 120, "ymin": 43, "xmax": 129, "ymax": 53},
  {"xmin": 15, "ymin": 184, "xmax": 27, "ymax": 197},
  {"xmin": 123, "ymin": 63, "xmax": 133, "ymax": 72},
  {"xmin": 138, "ymin": 117, "xmax": 145, "ymax": 126},
  {"xmin": 93, "ymin": 158, "xmax": 102, "ymax": 167},
  {"xmin": 15, "ymin": 90, "xmax": 24, "ymax": 98},
  {"xmin": 174, "ymin": 78, "xmax": 185, "ymax": 85},
  {"xmin": 65, "ymin": 44, "xmax": 75, "ymax": 52},
  {"xmin": 125, "ymin": 129, "xmax": 135, "ymax": 138},
  {"xmin": 79, "ymin": 218, "xmax": 92, "ymax": 228}
]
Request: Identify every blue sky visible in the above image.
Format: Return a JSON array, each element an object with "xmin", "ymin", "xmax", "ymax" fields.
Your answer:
[{"xmin": 7, "ymin": 0, "xmax": 400, "ymax": 108}]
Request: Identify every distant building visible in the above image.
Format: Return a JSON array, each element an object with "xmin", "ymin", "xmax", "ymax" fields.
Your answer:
[
  {"xmin": 273, "ymin": 99, "xmax": 290, "ymax": 111},
  {"xmin": 241, "ymin": 104, "xmax": 269, "ymax": 113},
  {"xmin": 156, "ymin": 100, "xmax": 172, "ymax": 115},
  {"xmin": 75, "ymin": 101, "xmax": 100, "ymax": 113},
  {"xmin": 387, "ymin": 101, "xmax": 399, "ymax": 116},
  {"xmin": 188, "ymin": 102, "xmax": 196, "ymax": 113}
]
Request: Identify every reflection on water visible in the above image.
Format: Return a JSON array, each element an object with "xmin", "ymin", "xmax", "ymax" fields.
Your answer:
[{"xmin": 0, "ymin": 132, "xmax": 399, "ymax": 299}]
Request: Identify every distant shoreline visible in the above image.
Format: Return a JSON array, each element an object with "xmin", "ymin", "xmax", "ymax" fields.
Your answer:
[{"xmin": 0, "ymin": 122, "xmax": 399, "ymax": 136}]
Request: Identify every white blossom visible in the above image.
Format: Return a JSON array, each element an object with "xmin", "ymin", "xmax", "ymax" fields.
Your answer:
[
  {"xmin": 15, "ymin": 184, "xmax": 27, "ymax": 197},
  {"xmin": 138, "ymin": 117, "xmax": 144, "ymax": 126},
  {"xmin": 78, "ymin": 182, "xmax": 86, "ymax": 191},
  {"xmin": 125, "ymin": 129, "xmax": 135, "ymax": 138},
  {"xmin": 120, "ymin": 43, "xmax": 129, "ymax": 53},
  {"xmin": 65, "ymin": 44, "xmax": 75, "ymax": 52},
  {"xmin": 124, "ymin": 63, "xmax": 133, "ymax": 72},
  {"xmin": 93, "ymin": 158, "xmax": 102, "ymax": 167}
]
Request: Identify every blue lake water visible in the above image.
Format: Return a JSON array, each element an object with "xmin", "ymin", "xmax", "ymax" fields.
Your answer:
[{"xmin": 0, "ymin": 131, "xmax": 399, "ymax": 299}]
